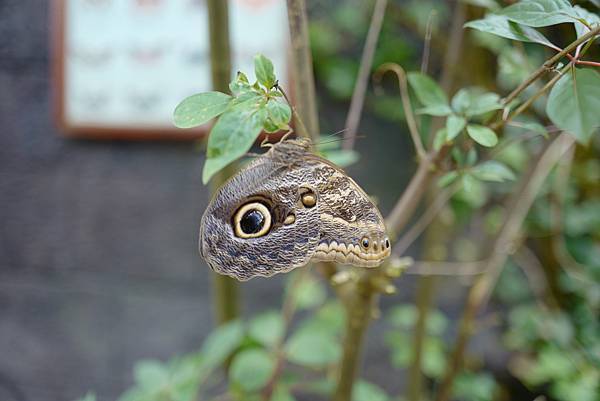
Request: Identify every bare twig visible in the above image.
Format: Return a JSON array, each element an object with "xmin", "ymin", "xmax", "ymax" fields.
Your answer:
[
  {"xmin": 421, "ymin": 11, "xmax": 437, "ymax": 74},
  {"xmin": 343, "ymin": 0, "xmax": 388, "ymax": 150},
  {"xmin": 434, "ymin": 133, "xmax": 576, "ymax": 401},
  {"xmin": 287, "ymin": 0, "xmax": 320, "ymax": 142},
  {"xmin": 374, "ymin": 63, "xmax": 427, "ymax": 160}
]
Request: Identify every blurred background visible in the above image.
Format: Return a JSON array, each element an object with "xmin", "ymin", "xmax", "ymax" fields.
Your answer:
[{"xmin": 1, "ymin": 1, "xmax": 599, "ymax": 401}]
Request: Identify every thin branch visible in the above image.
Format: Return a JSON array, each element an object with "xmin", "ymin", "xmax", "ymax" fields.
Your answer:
[
  {"xmin": 375, "ymin": 63, "xmax": 427, "ymax": 161},
  {"xmin": 287, "ymin": 0, "xmax": 320, "ymax": 142},
  {"xmin": 434, "ymin": 133, "xmax": 576, "ymax": 401},
  {"xmin": 393, "ymin": 185, "xmax": 458, "ymax": 256},
  {"xmin": 207, "ymin": 0, "xmax": 239, "ymax": 326},
  {"xmin": 420, "ymin": 11, "xmax": 437, "ymax": 74},
  {"xmin": 502, "ymin": 25, "xmax": 600, "ymax": 106},
  {"xmin": 343, "ymin": 0, "xmax": 388, "ymax": 150}
]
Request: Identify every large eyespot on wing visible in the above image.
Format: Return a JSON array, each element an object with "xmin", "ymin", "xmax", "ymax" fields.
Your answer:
[{"xmin": 232, "ymin": 202, "xmax": 272, "ymax": 238}]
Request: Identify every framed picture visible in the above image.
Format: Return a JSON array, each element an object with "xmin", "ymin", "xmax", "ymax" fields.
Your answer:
[{"xmin": 51, "ymin": 0, "xmax": 290, "ymax": 140}]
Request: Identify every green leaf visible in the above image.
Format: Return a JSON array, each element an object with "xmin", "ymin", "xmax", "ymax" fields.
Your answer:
[
  {"xmin": 289, "ymin": 272, "xmax": 327, "ymax": 310},
  {"xmin": 321, "ymin": 149, "xmax": 360, "ymax": 168},
  {"xmin": 422, "ymin": 337, "xmax": 447, "ymax": 378},
  {"xmin": 230, "ymin": 349, "xmax": 275, "ymax": 392},
  {"xmin": 173, "ymin": 91, "xmax": 232, "ymax": 128},
  {"xmin": 200, "ymin": 319, "xmax": 244, "ymax": 369},
  {"xmin": 387, "ymin": 304, "xmax": 418, "ymax": 328},
  {"xmin": 407, "ymin": 72, "xmax": 450, "ymax": 108},
  {"xmin": 265, "ymin": 98, "xmax": 292, "ymax": 129},
  {"xmin": 416, "ymin": 104, "xmax": 454, "ymax": 116},
  {"xmin": 451, "ymin": 88, "xmax": 503, "ymax": 116},
  {"xmin": 497, "ymin": 0, "xmax": 576, "ymax": 28},
  {"xmin": 203, "ymin": 99, "xmax": 267, "ymax": 183},
  {"xmin": 464, "ymin": 14, "xmax": 557, "ymax": 48},
  {"xmin": 572, "ymin": 5, "xmax": 600, "ymax": 39},
  {"xmin": 434, "ymin": 128, "xmax": 448, "ymax": 150},
  {"xmin": 472, "ymin": 161, "xmax": 516, "ymax": 182},
  {"xmin": 546, "ymin": 68, "xmax": 600, "ymax": 144},
  {"xmin": 438, "ymin": 171, "xmax": 460, "ymax": 187},
  {"xmin": 249, "ymin": 311, "xmax": 284, "ymax": 348},
  {"xmin": 353, "ymin": 380, "xmax": 389, "ymax": 401},
  {"xmin": 230, "ymin": 72, "xmax": 254, "ymax": 96},
  {"xmin": 446, "ymin": 114, "xmax": 467, "ymax": 141},
  {"xmin": 285, "ymin": 329, "xmax": 341, "ymax": 367},
  {"xmin": 134, "ymin": 360, "xmax": 169, "ymax": 390},
  {"xmin": 254, "ymin": 54, "xmax": 276, "ymax": 88},
  {"xmin": 466, "ymin": 124, "xmax": 499, "ymax": 147}
]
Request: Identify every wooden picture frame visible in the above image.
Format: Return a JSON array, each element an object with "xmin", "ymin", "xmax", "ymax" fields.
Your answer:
[{"xmin": 51, "ymin": 0, "xmax": 290, "ymax": 140}]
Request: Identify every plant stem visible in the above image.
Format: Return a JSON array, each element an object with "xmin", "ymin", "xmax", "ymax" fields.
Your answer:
[
  {"xmin": 434, "ymin": 133, "xmax": 575, "ymax": 401},
  {"xmin": 286, "ymin": 0, "xmax": 319, "ymax": 142},
  {"xmin": 333, "ymin": 274, "xmax": 375, "ymax": 401},
  {"xmin": 343, "ymin": 0, "xmax": 388, "ymax": 150},
  {"xmin": 207, "ymin": 0, "xmax": 239, "ymax": 325},
  {"xmin": 375, "ymin": 63, "xmax": 426, "ymax": 160},
  {"xmin": 502, "ymin": 25, "xmax": 600, "ymax": 106}
]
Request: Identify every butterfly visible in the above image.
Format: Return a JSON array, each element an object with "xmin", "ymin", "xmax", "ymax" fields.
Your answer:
[{"xmin": 199, "ymin": 138, "xmax": 391, "ymax": 281}]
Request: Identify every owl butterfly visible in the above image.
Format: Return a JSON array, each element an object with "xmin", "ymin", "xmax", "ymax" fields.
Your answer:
[{"xmin": 199, "ymin": 138, "xmax": 391, "ymax": 281}]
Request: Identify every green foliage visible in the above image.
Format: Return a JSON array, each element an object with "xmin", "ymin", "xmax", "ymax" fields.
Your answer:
[
  {"xmin": 353, "ymin": 380, "xmax": 390, "ymax": 401},
  {"xmin": 546, "ymin": 68, "xmax": 600, "ymax": 144},
  {"xmin": 285, "ymin": 326, "xmax": 341, "ymax": 368},
  {"xmin": 230, "ymin": 349, "xmax": 275, "ymax": 392},
  {"xmin": 497, "ymin": 0, "xmax": 577, "ymax": 27},
  {"xmin": 174, "ymin": 55, "xmax": 292, "ymax": 183},
  {"xmin": 248, "ymin": 310, "xmax": 284, "ymax": 348},
  {"xmin": 173, "ymin": 92, "xmax": 232, "ymax": 128}
]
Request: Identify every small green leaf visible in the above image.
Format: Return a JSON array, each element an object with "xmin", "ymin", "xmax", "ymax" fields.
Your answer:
[
  {"xmin": 407, "ymin": 72, "xmax": 450, "ymax": 108},
  {"xmin": 266, "ymin": 98, "xmax": 292, "ymax": 128},
  {"xmin": 450, "ymin": 89, "xmax": 503, "ymax": 116},
  {"xmin": 322, "ymin": 149, "xmax": 360, "ymax": 168},
  {"xmin": 438, "ymin": 171, "xmax": 460, "ymax": 187},
  {"xmin": 249, "ymin": 311, "xmax": 284, "ymax": 348},
  {"xmin": 289, "ymin": 272, "xmax": 327, "ymax": 310},
  {"xmin": 472, "ymin": 160, "xmax": 516, "ymax": 182},
  {"xmin": 497, "ymin": 0, "xmax": 576, "ymax": 27},
  {"xmin": 230, "ymin": 349, "xmax": 275, "ymax": 392},
  {"xmin": 388, "ymin": 305, "xmax": 418, "ymax": 328},
  {"xmin": 200, "ymin": 319, "xmax": 244, "ymax": 369},
  {"xmin": 203, "ymin": 99, "xmax": 267, "ymax": 183},
  {"xmin": 173, "ymin": 91, "xmax": 232, "ymax": 128},
  {"xmin": 464, "ymin": 14, "xmax": 557, "ymax": 48},
  {"xmin": 466, "ymin": 124, "xmax": 499, "ymax": 147},
  {"xmin": 416, "ymin": 104, "xmax": 454, "ymax": 116},
  {"xmin": 230, "ymin": 72, "xmax": 254, "ymax": 96},
  {"xmin": 285, "ymin": 329, "xmax": 341, "ymax": 367},
  {"xmin": 446, "ymin": 114, "xmax": 467, "ymax": 141},
  {"xmin": 134, "ymin": 360, "xmax": 169, "ymax": 389},
  {"xmin": 546, "ymin": 68, "xmax": 600, "ymax": 144},
  {"xmin": 353, "ymin": 380, "xmax": 389, "ymax": 401},
  {"xmin": 434, "ymin": 128, "xmax": 448, "ymax": 150},
  {"xmin": 254, "ymin": 54, "xmax": 276, "ymax": 88}
]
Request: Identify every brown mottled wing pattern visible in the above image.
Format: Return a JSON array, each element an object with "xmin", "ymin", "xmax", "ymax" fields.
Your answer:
[{"xmin": 199, "ymin": 139, "xmax": 390, "ymax": 281}]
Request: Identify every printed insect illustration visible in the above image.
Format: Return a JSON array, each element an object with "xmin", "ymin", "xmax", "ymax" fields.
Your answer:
[{"xmin": 199, "ymin": 138, "xmax": 391, "ymax": 281}]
